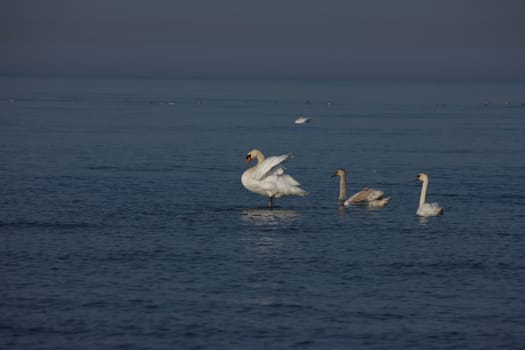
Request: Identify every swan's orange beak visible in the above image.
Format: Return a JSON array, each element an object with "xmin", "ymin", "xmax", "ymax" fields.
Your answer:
[{"xmin": 245, "ymin": 154, "xmax": 252, "ymax": 163}]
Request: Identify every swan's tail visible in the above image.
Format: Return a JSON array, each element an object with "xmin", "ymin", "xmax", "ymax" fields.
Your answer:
[
  {"xmin": 296, "ymin": 189, "xmax": 308, "ymax": 196},
  {"xmin": 287, "ymin": 186, "xmax": 308, "ymax": 197},
  {"xmin": 366, "ymin": 196, "xmax": 391, "ymax": 208},
  {"xmin": 290, "ymin": 186, "xmax": 308, "ymax": 196}
]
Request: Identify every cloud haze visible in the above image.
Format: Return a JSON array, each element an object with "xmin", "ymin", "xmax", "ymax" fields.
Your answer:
[{"xmin": 2, "ymin": 0, "xmax": 524, "ymax": 79}]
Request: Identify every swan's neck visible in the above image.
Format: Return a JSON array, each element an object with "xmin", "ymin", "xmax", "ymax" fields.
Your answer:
[
  {"xmin": 247, "ymin": 153, "xmax": 266, "ymax": 172},
  {"xmin": 419, "ymin": 179, "xmax": 428, "ymax": 207},
  {"xmin": 338, "ymin": 173, "xmax": 347, "ymax": 201},
  {"xmin": 255, "ymin": 153, "xmax": 265, "ymax": 166}
]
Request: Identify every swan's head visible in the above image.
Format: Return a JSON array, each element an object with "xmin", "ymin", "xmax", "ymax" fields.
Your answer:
[
  {"xmin": 332, "ymin": 168, "xmax": 346, "ymax": 177},
  {"xmin": 245, "ymin": 149, "xmax": 261, "ymax": 163},
  {"xmin": 416, "ymin": 173, "xmax": 429, "ymax": 182}
]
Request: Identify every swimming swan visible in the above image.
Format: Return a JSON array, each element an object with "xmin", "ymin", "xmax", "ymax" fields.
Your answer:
[
  {"xmin": 416, "ymin": 173, "xmax": 443, "ymax": 217},
  {"xmin": 241, "ymin": 149, "xmax": 307, "ymax": 208},
  {"xmin": 332, "ymin": 168, "xmax": 391, "ymax": 208}
]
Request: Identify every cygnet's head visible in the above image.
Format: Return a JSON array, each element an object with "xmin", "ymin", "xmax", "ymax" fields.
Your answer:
[
  {"xmin": 416, "ymin": 173, "xmax": 429, "ymax": 182},
  {"xmin": 332, "ymin": 168, "xmax": 346, "ymax": 177}
]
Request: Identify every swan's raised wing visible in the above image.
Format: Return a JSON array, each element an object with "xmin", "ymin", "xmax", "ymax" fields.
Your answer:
[{"xmin": 253, "ymin": 154, "xmax": 292, "ymax": 181}]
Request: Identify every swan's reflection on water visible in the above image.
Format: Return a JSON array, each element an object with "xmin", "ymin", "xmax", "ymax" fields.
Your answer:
[
  {"xmin": 418, "ymin": 216, "xmax": 430, "ymax": 225},
  {"xmin": 241, "ymin": 208, "xmax": 302, "ymax": 226},
  {"xmin": 240, "ymin": 208, "xmax": 302, "ymax": 256}
]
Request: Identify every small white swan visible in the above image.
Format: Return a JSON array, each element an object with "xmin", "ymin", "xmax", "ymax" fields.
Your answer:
[
  {"xmin": 241, "ymin": 149, "xmax": 307, "ymax": 208},
  {"xmin": 332, "ymin": 168, "xmax": 391, "ymax": 208},
  {"xmin": 416, "ymin": 173, "xmax": 443, "ymax": 217}
]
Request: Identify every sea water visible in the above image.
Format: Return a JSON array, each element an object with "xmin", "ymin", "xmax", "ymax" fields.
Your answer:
[{"xmin": 1, "ymin": 77, "xmax": 525, "ymax": 349}]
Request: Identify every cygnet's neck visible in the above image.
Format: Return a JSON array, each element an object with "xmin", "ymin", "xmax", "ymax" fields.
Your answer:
[{"xmin": 338, "ymin": 173, "xmax": 347, "ymax": 201}]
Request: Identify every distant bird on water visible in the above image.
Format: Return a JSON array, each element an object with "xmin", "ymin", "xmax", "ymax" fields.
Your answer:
[{"xmin": 294, "ymin": 116, "xmax": 311, "ymax": 124}]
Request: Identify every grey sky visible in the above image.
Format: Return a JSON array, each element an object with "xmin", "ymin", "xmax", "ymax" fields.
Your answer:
[{"xmin": 2, "ymin": 0, "xmax": 524, "ymax": 79}]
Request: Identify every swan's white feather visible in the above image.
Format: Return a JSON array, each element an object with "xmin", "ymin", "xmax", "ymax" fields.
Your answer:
[
  {"xmin": 417, "ymin": 202, "xmax": 443, "ymax": 217},
  {"xmin": 253, "ymin": 154, "xmax": 291, "ymax": 181}
]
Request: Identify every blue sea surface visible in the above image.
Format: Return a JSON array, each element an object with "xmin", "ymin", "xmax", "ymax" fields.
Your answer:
[{"xmin": 1, "ymin": 77, "xmax": 525, "ymax": 349}]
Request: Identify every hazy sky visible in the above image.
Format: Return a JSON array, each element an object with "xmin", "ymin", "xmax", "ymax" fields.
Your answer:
[{"xmin": 2, "ymin": 0, "xmax": 524, "ymax": 79}]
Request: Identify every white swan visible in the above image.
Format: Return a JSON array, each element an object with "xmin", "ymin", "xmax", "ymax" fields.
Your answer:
[
  {"xmin": 332, "ymin": 168, "xmax": 391, "ymax": 208},
  {"xmin": 416, "ymin": 173, "xmax": 443, "ymax": 217},
  {"xmin": 241, "ymin": 149, "xmax": 308, "ymax": 208}
]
